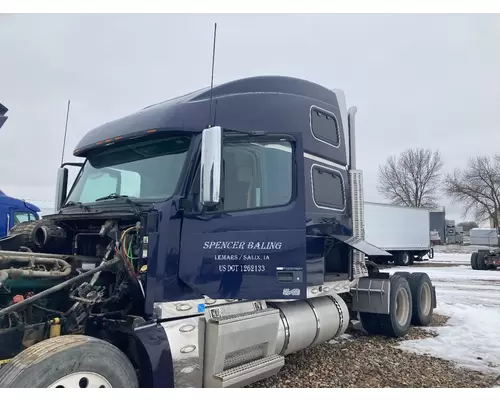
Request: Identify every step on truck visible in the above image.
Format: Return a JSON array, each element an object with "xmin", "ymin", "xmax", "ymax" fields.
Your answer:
[{"xmin": 0, "ymin": 76, "xmax": 437, "ymax": 388}]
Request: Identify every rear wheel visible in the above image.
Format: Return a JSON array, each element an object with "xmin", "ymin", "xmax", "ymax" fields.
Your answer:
[
  {"xmin": 359, "ymin": 275, "xmax": 413, "ymax": 338},
  {"xmin": 0, "ymin": 335, "xmax": 138, "ymax": 388},
  {"xmin": 471, "ymin": 252, "xmax": 478, "ymax": 270},
  {"xmin": 477, "ymin": 252, "xmax": 487, "ymax": 270},
  {"xmin": 395, "ymin": 251, "xmax": 410, "ymax": 266},
  {"xmin": 407, "ymin": 273, "xmax": 433, "ymax": 326}
]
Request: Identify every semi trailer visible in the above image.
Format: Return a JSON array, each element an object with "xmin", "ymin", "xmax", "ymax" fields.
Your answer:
[
  {"xmin": 364, "ymin": 202, "xmax": 434, "ymax": 266},
  {"xmin": 0, "ymin": 76, "xmax": 436, "ymax": 388}
]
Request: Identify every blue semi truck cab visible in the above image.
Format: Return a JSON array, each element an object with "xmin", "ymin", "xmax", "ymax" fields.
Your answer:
[
  {"xmin": 0, "ymin": 105, "xmax": 41, "ymax": 237},
  {"xmin": 0, "ymin": 76, "xmax": 436, "ymax": 388},
  {"xmin": 0, "ymin": 191, "xmax": 40, "ymax": 238}
]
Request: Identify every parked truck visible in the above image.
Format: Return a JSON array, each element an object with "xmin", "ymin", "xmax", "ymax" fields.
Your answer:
[
  {"xmin": 0, "ymin": 76, "xmax": 436, "ymax": 388},
  {"xmin": 364, "ymin": 202, "xmax": 434, "ymax": 266},
  {"xmin": 470, "ymin": 228, "xmax": 500, "ymax": 270},
  {"xmin": 0, "ymin": 191, "xmax": 40, "ymax": 238},
  {"xmin": 0, "ymin": 104, "xmax": 41, "ymax": 237}
]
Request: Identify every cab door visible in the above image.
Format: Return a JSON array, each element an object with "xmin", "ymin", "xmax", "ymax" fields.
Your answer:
[{"xmin": 178, "ymin": 131, "xmax": 307, "ymax": 300}]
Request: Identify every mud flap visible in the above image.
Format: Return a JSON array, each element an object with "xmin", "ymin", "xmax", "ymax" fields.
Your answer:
[
  {"xmin": 351, "ymin": 276, "xmax": 391, "ymax": 315},
  {"xmin": 428, "ymin": 248, "xmax": 434, "ymax": 259}
]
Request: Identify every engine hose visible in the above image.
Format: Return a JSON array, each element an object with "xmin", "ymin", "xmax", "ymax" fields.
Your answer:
[
  {"xmin": 5, "ymin": 265, "xmax": 71, "ymax": 280},
  {"xmin": 0, "ymin": 257, "xmax": 120, "ymax": 319},
  {"xmin": 0, "ymin": 252, "xmax": 72, "ymax": 271}
]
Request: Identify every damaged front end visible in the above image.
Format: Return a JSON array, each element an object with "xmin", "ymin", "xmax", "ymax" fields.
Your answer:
[{"xmin": 0, "ymin": 218, "xmax": 147, "ymax": 365}]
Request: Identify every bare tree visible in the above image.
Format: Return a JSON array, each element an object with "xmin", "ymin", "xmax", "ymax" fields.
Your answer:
[
  {"xmin": 444, "ymin": 155, "xmax": 500, "ymax": 228},
  {"xmin": 377, "ymin": 148, "xmax": 443, "ymax": 208},
  {"xmin": 457, "ymin": 221, "xmax": 478, "ymax": 232}
]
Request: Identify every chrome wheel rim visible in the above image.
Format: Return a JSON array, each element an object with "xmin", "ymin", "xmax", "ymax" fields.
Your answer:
[
  {"xmin": 395, "ymin": 288, "xmax": 410, "ymax": 326},
  {"xmin": 420, "ymin": 282, "xmax": 432, "ymax": 316}
]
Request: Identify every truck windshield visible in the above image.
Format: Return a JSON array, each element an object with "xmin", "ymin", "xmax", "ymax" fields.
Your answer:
[{"xmin": 65, "ymin": 135, "xmax": 190, "ymax": 205}]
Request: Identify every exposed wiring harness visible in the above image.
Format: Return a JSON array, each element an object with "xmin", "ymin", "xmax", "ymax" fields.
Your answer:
[{"xmin": 116, "ymin": 224, "xmax": 143, "ymax": 291}]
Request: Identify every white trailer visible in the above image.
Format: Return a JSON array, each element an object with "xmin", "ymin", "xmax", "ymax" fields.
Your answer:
[
  {"xmin": 469, "ymin": 228, "xmax": 499, "ymax": 247},
  {"xmin": 364, "ymin": 202, "xmax": 433, "ymax": 266}
]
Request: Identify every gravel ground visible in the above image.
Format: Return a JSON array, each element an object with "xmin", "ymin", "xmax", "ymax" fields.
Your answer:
[{"xmin": 248, "ymin": 314, "xmax": 499, "ymax": 388}]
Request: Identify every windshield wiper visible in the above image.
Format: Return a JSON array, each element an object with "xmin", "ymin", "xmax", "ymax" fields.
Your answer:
[
  {"xmin": 61, "ymin": 201, "xmax": 90, "ymax": 211},
  {"xmin": 95, "ymin": 193, "xmax": 130, "ymax": 202},
  {"xmin": 95, "ymin": 193, "xmax": 143, "ymax": 214}
]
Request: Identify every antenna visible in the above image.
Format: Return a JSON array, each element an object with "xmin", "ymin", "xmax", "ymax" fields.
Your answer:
[
  {"xmin": 60, "ymin": 99, "xmax": 71, "ymax": 167},
  {"xmin": 208, "ymin": 22, "xmax": 217, "ymax": 127}
]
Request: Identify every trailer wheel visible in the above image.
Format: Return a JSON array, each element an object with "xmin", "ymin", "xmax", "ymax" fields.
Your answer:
[
  {"xmin": 0, "ymin": 335, "xmax": 138, "ymax": 388},
  {"xmin": 379, "ymin": 275, "xmax": 412, "ymax": 338},
  {"xmin": 407, "ymin": 273, "xmax": 433, "ymax": 326},
  {"xmin": 471, "ymin": 252, "xmax": 478, "ymax": 270},
  {"xmin": 395, "ymin": 251, "xmax": 410, "ymax": 267}
]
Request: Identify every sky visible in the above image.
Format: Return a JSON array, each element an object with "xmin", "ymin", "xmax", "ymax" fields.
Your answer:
[{"xmin": 1, "ymin": 13, "xmax": 499, "ymax": 222}]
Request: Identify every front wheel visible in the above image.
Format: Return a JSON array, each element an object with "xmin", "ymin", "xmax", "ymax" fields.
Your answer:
[{"xmin": 0, "ymin": 335, "xmax": 138, "ymax": 388}]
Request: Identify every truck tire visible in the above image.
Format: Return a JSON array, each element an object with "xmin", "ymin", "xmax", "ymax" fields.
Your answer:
[
  {"xmin": 476, "ymin": 252, "xmax": 487, "ymax": 270},
  {"xmin": 379, "ymin": 275, "xmax": 412, "ymax": 338},
  {"xmin": 471, "ymin": 252, "xmax": 478, "ymax": 270},
  {"xmin": 394, "ymin": 271, "xmax": 411, "ymax": 279},
  {"xmin": 395, "ymin": 251, "xmax": 410, "ymax": 266},
  {"xmin": 407, "ymin": 273, "xmax": 433, "ymax": 326},
  {"xmin": 0, "ymin": 335, "xmax": 138, "ymax": 388},
  {"xmin": 359, "ymin": 275, "xmax": 412, "ymax": 338},
  {"xmin": 359, "ymin": 312, "xmax": 383, "ymax": 335}
]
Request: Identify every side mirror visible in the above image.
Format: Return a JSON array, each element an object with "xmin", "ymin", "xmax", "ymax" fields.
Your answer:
[
  {"xmin": 55, "ymin": 167, "xmax": 69, "ymax": 212},
  {"xmin": 200, "ymin": 126, "xmax": 222, "ymax": 208}
]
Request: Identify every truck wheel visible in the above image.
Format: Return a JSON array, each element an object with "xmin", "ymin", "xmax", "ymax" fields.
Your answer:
[
  {"xmin": 471, "ymin": 252, "xmax": 478, "ymax": 270},
  {"xmin": 407, "ymin": 273, "xmax": 433, "ymax": 326},
  {"xmin": 0, "ymin": 335, "xmax": 138, "ymax": 388},
  {"xmin": 394, "ymin": 271, "xmax": 411, "ymax": 279},
  {"xmin": 379, "ymin": 275, "xmax": 412, "ymax": 338},
  {"xmin": 396, "ymin": 251, "xmax": 410, "ymax": 266},
  {"xmin": 359, "ymin": 312, "xmax": 382, "ymax": 335},
  {"xmin": 476, "ymin": 252, "xmax": 487, "ymax": 270}
]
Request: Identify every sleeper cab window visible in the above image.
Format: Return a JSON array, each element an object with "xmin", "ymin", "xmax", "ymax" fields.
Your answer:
[
  {"xmin": 221, "ymin": 140, "xmax": 293, "ymax": 212},
  {"xmin": 310, "ymin": 106, "xmax": 340, "ymax": 147},
  {"xmin": 312, "ymin": 166, "xmax": 345, "ymax": 210}
]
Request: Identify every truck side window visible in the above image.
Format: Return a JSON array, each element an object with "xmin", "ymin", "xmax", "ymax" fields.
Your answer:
[
  {"xmin": 221, "ymin": 141, "xmax": 293, "ymax": 212},
  {"xmin": 312, "ymin": 166, "xmax": 345, "ymax": 210},
  {"xmin": 13, "ymin": 212, "xmax": 37, "ymax": 224},
  {"xmin": 191, "ymin": 140, "xmax": 293, "ymax": 213},
  {"xmin": 310, "ymin": 107, "xmax": 340, "ymax": 147}
]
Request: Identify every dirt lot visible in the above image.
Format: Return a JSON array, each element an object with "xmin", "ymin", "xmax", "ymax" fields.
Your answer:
[{"xmin": 248, "ymin": 314, "xmax": 499, "ymax": 388}]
